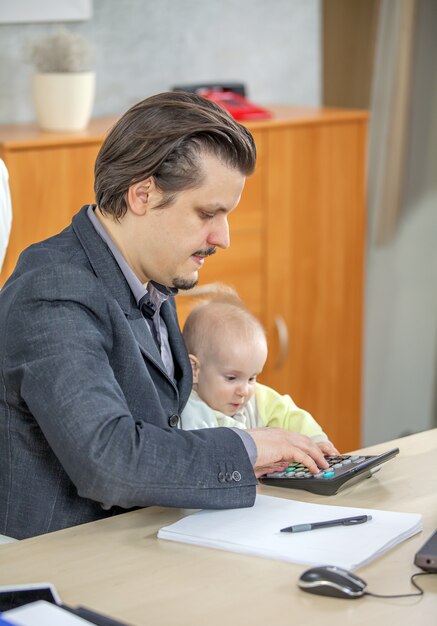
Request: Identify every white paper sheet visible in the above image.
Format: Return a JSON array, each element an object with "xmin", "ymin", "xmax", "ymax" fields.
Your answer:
[{"xmin": 158, "ymin": 495, "xmax": 422, "ymax": 570}]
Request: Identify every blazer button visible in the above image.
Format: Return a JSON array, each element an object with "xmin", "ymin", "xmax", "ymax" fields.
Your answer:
[
  {"xmin": 232, "ymin": 471, "xmax": 242, "ymax": 482},
  {"xmin": 168, "ymin": 414, "xmax": 180, "ymax": 428},
  {"xmin": 218, "ymin": 472, "xmax": 226, "ymax": 483}
]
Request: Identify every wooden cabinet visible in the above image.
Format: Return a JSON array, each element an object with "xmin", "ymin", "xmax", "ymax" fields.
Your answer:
[
  {"xmin": 178, "ymin": 108, "xmax": 368, "ymax": 451},
  {"xmin": 263, "ymin": 112, "xmax": 367, "ymax": 452},
  {"xmin": 0, "ymin": 119, "xmax": 112, "ymax": 283},
  {"xmin": 0, "ymin": 107, "xmax": 368, "ymax": 451}
]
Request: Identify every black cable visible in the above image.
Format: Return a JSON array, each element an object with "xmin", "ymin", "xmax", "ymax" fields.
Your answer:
[{"xmin": 364, "ymin": 571, "xmax": 436, "ymax": 599}]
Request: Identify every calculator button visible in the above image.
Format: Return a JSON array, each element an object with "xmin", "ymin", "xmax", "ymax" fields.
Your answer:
[
  {"xmin": 342, "ymin": 459, "xmax": 352, "ymax": 465},
  {"xmin": 323, "ymin": 470, "xmax": 335, "ymax": 478},
  {"xmin": 332, "ymin": 463, "xmax": 343, "ymax": 469}
]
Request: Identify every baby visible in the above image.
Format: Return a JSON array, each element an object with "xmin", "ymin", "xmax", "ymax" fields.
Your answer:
[{"xmin": 181, "ymin": 295, "xmax": 338, "ymax": 456}]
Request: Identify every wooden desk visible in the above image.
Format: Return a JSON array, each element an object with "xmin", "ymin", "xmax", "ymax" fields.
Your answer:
[{"xmin": 1, "ymin": 430, "xmax": 435, "ymax": 625}]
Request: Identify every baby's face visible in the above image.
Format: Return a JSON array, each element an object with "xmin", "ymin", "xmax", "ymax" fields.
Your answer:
[{"xmin": 194, "ymin": 337, "xmax": 267, "ymax": 416}]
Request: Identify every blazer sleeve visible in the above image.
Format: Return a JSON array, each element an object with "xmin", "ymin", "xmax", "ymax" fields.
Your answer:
[{"xmin": 2, "ymin": 264, "xmax": 257, "ymax": 511}]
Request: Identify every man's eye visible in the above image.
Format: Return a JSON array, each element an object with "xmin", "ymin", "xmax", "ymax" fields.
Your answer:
[{"xmin": 200, "ymin": 211, "xmax": 214, "ymax": 220}]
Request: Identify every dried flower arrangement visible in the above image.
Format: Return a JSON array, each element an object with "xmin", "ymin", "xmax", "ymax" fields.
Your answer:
[
  {"xmin": 25, "ymin": 28, "xmax": 95, "ymax": 131},
  {"xmin": 25, "ymin": 28, "xmax": 92, "ymax": 73}
]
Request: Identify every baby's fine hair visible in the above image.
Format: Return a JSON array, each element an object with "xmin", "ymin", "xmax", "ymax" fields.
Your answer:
[{"xmin": 182, "ymin": 287, "xmax": 266, "ymax": 357}]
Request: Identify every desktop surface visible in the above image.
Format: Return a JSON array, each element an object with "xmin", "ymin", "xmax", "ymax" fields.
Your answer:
[{"xmin": 0, "ymin": 430, "xmax": 435, "ymax": 626}]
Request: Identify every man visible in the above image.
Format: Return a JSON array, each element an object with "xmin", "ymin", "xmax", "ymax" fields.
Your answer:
[{"xmin": 0, "ymin": 92, "xmax": 327, "ymax": 539}]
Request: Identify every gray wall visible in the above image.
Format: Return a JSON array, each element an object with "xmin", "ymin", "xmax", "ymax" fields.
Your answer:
[
  {"xmin": 363, "ymin": 0, "xmax": 437, "ymax": 444},
  {"xmin": 0, "ymin": 0, "xmax": 321, "ymax": 124}
]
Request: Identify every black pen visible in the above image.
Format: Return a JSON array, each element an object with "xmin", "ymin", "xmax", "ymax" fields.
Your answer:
[{"xmin": 280, "ymin": 514, "xmax": 372, "ymax": 533}]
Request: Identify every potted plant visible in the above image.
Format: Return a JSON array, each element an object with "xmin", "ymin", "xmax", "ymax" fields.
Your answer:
[{"xmin": 25, "ymin": 29, "xmax": 95, "ymax": 132}]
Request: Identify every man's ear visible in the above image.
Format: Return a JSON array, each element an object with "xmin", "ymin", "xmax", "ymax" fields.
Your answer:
[
  {"xmin": 127, "ymin": 177, "xmax": 160, "ymax": 216},
  {"xmin": 189, "ymin": 354, "xmax": 200, "ymax": 383}
]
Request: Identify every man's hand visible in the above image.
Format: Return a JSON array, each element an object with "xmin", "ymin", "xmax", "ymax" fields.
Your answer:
[
  {"xmin": 247, "ymin": 428, "xmax": 330, "ymax": 478},
  {"xmin": 316, "ymin": 440, "xmax": 340, "ymax": 457}
]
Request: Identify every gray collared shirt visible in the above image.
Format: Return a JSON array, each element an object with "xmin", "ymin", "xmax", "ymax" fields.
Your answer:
[{"xmin": 87, "ymin": 205, "xmax": 257, "ymax": 464}]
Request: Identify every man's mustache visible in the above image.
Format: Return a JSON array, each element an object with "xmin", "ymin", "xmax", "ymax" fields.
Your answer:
[{"xmin": 192, "ymin": 247, "xmax": 216, "ymax": 257}]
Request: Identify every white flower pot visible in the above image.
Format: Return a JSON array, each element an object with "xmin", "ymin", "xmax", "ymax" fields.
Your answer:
[{"xmin": 32, "ymin": 72, "xmax": 96, "ymax": 132}]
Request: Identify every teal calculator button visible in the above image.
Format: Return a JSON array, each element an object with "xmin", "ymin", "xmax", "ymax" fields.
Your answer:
[{"xmin": 323, "ymin": 470, "xmax": 335, "ymax": 478}]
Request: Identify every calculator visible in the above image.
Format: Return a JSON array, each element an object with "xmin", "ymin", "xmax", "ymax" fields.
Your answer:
[{"xmin": 259, "ymin": 448, "xmax": 400, "ymax": 496}]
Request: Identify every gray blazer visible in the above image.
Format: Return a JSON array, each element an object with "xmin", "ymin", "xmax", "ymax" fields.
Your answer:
[{"xmin": 0, "ymin": 206, "xmax": 256, "ymax": 539}]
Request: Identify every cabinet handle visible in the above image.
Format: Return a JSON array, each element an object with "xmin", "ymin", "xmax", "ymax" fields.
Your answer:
[{"xmin": 274, "ymin": 315, "xmax": 289, "ymax": 369}]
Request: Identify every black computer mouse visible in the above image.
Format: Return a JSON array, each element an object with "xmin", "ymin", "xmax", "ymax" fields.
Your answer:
[{"xmin": 298, "ymin": 565, "xmax": 367, "ymax": 599}]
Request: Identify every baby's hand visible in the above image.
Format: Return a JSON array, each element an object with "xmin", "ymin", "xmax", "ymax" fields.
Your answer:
[{"xmin": 316, "ymin": 441, "xmax": 340, "ymax": 456}]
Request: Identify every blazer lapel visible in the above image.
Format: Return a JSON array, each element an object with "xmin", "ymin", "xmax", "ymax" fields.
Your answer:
[
  {"xmin": 71, "ymin": 206, "xmax": 174, "ymax": 383},
  {"xmin": 129, "ymin": 316, "xmax": 164, "ymax": 368},
  {"xmin": 161, "ymin": 300, "xmax": 192, "ymax": 402},
  {"xmin": 72, "ymin": 206, "xmax": 134, "ymax": 314}
]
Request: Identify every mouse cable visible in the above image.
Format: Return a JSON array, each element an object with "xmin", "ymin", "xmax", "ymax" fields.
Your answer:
[{"xmin": 364, "ymin": 571, "xmax": 436, "ymax": 599}]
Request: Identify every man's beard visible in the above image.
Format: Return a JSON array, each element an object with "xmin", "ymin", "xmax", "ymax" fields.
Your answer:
[
  {"xmin": 172, "ymin": 246, "xmax": 216, "ymax": 291},
  {"xmin": 173, "ymin": 276, "xmax": 199, "ymax": 290}
]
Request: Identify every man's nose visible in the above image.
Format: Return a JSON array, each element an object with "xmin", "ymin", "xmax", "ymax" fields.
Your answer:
[{"xmin": 207, "ymin": 216, "xmax": 230, "ymax": 250}]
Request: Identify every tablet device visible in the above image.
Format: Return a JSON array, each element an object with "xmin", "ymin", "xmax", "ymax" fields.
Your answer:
[
  {"xmin": 0, "ymin": 583, "xmax": 61, "ymax": 612},
  {"xmin": 414, "ymin": 529, "xmax": 437, "ymax": 572}
]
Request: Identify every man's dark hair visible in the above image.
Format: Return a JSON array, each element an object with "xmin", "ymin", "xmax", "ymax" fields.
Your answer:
[{"xmin": 94, "ymin": 91, "xmax": 257, "ymax": 218}]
